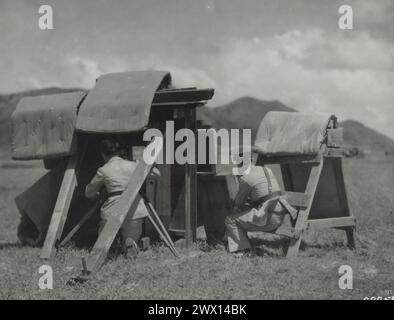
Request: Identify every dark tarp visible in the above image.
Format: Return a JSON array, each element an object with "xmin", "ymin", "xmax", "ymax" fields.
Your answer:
[
  {"xmin": 11, "ymin": 91, "xmax": 87, "ymax": 160},
  {"xmin": 16, "ymin": 142, "xmax": 104, "ymax": 247},
  {"xmin": 76, "ymin": 70, "xmax": 171, "ymax": 133},
  {"xmin": 16, "ymin": 165, "xmax": 64, "ymax": 245}
]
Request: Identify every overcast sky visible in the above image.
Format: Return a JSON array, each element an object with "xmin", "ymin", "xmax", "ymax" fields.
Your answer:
[{"xmin": 1, "ymin": 0, "xmax": 393, "ymax": 138}]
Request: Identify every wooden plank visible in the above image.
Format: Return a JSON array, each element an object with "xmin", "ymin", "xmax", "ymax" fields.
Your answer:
[
  {"xmin": 257, "ymin": 154, "xmax": 323, "ymax": 165},
  {"xmin": 306, "ymin": 216, "xmax": 356, "ymax": 229},
  {"xmin": 283, "ymin": 191, "xmax": 311, "ymax": 208},
  {"xmin": 184, "ymin": 107, "xmax": 197, "ymax": 247},
  {"xmin": 151, "ymin": 101, "xmax": 206, "ymax": 107},
  {"xmin": 160, "ymin": 87, "xmax": 197, "ymax": 91},
  {"xmin": 167, "ymin": 228, "xmax": 186, "ymax": 235},
  {"xmin": 40, "ymin": 150, "xmax": 84, "ymax": 260},
  {"xmin": 153, "ymin": 88, "xmax": 214, "ymax": 104},
  {"xmin": 286, "ymin": 161, "xmax": 324, "ymax": 258},
  {"xmin": 276, "ymin": 227, "xmax": 302, "ymax": 240},
  {"xmin": 82, "ymin": 137, "xmax": 163, "ymax": 273}
]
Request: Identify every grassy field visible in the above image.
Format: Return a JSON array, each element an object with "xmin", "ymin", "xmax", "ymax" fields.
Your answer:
[{"xmin": 0, "ymin": 157, "xmax": 393, "ymax": 300}]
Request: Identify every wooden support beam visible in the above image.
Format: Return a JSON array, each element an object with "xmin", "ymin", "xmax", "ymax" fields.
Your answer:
[
  {"xmin": 40, "ymin": 148, "xmax": 84, "ymax": 260},
  {"xmin": 306, "ymin": 216, "xmax": 356, "ymax": 229},
  {"xmin": 283, "ymin": 191, "xmax": 312, "ymax": 208},
  {"xmin": 184, "ymin": 107, "xmax": 197, "ymax": 248},
  {"xmin": 82, "ymin": 137, "xmax": 163, "ymax": 274},
  {"xmin": 286, "ymin": 161, "xmax": 324, "ymax": 259},
  {"xmin": 257, "ymin": 154, "xmax": 322, "ymax": 165},
  {"xmin": 151, "ymin": 101, "xmax": 206, "ymax": 107},
  {"xmin": 153, "ymin": 88, "xmax": 214, "ymax": 104}
]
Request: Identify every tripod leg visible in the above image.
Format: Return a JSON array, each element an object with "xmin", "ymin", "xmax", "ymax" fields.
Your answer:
[
  {"xmin": 144, "ymin": 199, "xmax": 177, "ymax": 250},
  {"xmin": 144, "ymin": 201, "xmax": 179, "ymax": 258}
]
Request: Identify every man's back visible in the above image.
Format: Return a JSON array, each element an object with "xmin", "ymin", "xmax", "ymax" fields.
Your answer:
[
  {"xmin": 99, "ymin": 156, "xmax": 137, "ymax": 194},
  {"xmin": 235, "ymin": 165, "xmax": 280, "ymax": 206}
]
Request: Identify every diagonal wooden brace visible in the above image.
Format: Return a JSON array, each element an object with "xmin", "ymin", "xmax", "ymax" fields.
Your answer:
[
  {"xmin": 40, "ymin": 146, "xmax": 86, "ymax": 260},
  {"xmin": 82, "ymin": 137, "xmax": 164, "ymax": 274}
]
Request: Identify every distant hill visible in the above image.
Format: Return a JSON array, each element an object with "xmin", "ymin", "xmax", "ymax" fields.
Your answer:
[
  {"xmin": 341, "ymin": 120, "xmax": 394, "ymax": 150},
  {"xmin": 1, "ymin": 90, "xmax": 393, "ymax": 159},
  {"xmin": 199, "ymin": 96, "xmax": 394, "ymax": 151},
  {"xmin": 0, "ymin": 87, "xmax": 82, "ymax": 157},
  {"xmin": 198, "ymin": 96, "xmax": 295, "ymax": 142}
]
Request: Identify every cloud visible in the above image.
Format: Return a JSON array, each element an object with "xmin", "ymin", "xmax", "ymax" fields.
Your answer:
[
  {"xmin": 7, "ymin": 55, "xmax": 130, "ymax": 93},
  {"xmin": 275, "ymin": 30, "xmax": 394, "ymax": 70},
  {"xmin": 65, "ymin": 56, "xmax": 129, "ymax": 88},
  {"xmin": 0, "ymin": 0, "xmax": 393, "ymax": 139},
  {"xmin": 355, "ymin": 0, "xmax": 394, "ymax": 21},
  {"xmin": 209, "ymin": 29, "xmax": 394, "ymax": 138},
  {"xmin": 152, "ymin": 64, "xmax": 216, "ymax": 89}
]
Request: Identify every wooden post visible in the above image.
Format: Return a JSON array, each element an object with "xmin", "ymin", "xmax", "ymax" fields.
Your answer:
[
  {"xmin": 40, "ymin": 148, "xmax": 84, "ymax": 260},
  {"xmin": 286, "ymin": 160, "xmax": 324, "ymax": 258},
  {"xmin": 332, "ymin": 157, "xmax": 356, "ymax": 250},
  {"xmin": 184, "ymin": 107, "xmax": 197, "ymax": 248}
]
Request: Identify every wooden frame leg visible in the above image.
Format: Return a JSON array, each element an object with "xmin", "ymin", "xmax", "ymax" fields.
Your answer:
[
  {"xmin": 184, "ymin": 107, "xmax": 197, "ymax": 248},
  {"xmin": 286, "ymin": 160, "xmax": 324, "ymax": 259},
  {"xmin": 345, "ymin": 227, "xmax": 356, "ymax": 250},
  {"xmin": 40, "ymin": 149, "xmax": 84, "ymax": 260}
]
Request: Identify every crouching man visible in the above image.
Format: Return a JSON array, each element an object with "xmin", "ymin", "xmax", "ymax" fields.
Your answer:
[
  {"xmin": 85, "ymin": 139, "xmax": 156, "ymax": 258},
  {"xmin": 225, "ymin": 164, "xmax": 288, "ymax": 254}
]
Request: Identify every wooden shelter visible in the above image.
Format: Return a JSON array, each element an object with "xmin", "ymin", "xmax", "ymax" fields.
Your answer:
[
  {"xmin": 254, "ymin": 111, "xmax": 356, "ymax": 257},
  {"xmin": 11, "ymin": 70, "xmax": 216, "ymax": 270}
]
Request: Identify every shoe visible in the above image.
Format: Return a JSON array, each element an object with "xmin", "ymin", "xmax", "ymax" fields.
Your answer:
[
  {"xmin": 208, "ymin": 238, "xmax": 226, "ymax": 250},
  {"xmin": 232, "ymin": 248, "xmax": 255, "ymax": 258},
  {"xmin": 124, "ymin": 238, "xmax": 139, "ymax": 259}
]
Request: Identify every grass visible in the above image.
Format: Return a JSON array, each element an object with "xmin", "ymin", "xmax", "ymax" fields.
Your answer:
[{"xmin": 0, "ymin": 157, "xmax": 393, "ymax": 299}]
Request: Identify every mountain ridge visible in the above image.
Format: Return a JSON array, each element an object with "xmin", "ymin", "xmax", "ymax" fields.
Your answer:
[{"xmin": 1, "ymin": 88, "xmax": 393, "ymax": 158}]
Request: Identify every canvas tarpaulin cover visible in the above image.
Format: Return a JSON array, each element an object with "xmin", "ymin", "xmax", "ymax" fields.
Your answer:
[
  {"xmin": 15, "ymin": 165, "xmax": 64, "ymax": 245},
  {"xmin": 254, "ymin": 111, "xmax": 335, "ymax": 156},
  {"xmin": 76, "ymin": 70, "xmax": 171, "ymax": 133},
  {"xmin": 15, "ymin": 144, "xmax": 103, "ymax": 246},
  {"xmin": 11, "ymin": 91, "xmax": 86, "ymax": 160}
]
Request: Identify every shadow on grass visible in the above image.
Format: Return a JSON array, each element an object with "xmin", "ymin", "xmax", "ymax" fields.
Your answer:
[
  {"xmin": 250, "ymin": 236, "xmax": 348, "ymax": 257},
  {"xmin": 0, "ymin": 242, "xmax": 24, "ymax": 250},
  {"xmin": 301, "ymin": 241, "xmax": 347, "ymax": 251},
  {"xmin": 249, "ymin": 237, "xmax": 290, "ymax": 257},
  {"xmin": 0, "ymin": 163, "xmax": 38, "ymax": 169}
]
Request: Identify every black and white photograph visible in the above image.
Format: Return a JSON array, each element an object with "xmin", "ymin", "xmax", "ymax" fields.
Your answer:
[{"xmin": 0, "ymin": 0, "xmax": 393, "ymax": 304}]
